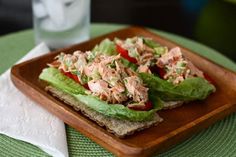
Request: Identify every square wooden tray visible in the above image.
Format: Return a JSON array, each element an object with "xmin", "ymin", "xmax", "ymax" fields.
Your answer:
[{"xmin": 11, "ymin": 27, "xmax": 236, "ymax": 157}]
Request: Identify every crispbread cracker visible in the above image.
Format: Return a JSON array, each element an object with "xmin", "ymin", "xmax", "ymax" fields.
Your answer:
[
  {"xmin": 46, "ymin": 86, "xmax": 163, "ymax": 138},
  {"xmin": 163, "ymin": 101, "xmax": 184, "ymax": 109}
]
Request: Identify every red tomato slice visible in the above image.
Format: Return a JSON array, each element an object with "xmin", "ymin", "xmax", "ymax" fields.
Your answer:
[
  {"xmin": 194, "ymin": 67, "xmax": 215, "ymax": 85},
  {"xmin": 203, "ymin": 73, "xmax": 215, "ymax": 85},
  {"xmin": 116, "ymin": 44, "xmax": 137, "ymax": 64},
  {"xmin": 60, "ymin": 70, "xmax": 90, "ymax": 89},
  {"xmin": 71, "ymin": 74, "xmax": 80, "ymax": 83},
  {"xmin": 150, "ymin": 66, "xmax": 166, "ymax": 78},
  {"xmin": 83, "ymin": 83, "xmax": 90, "ymax": 90},
  {"xmin": 61, "ymin": 70, "xmax": 74, "ymax": 80},
  {"xmin": 128, "ymin": 101, "xmax": 153, "ymax": 111},
  {"xmin": 156, "ymin": 67, "xmax": 166, "ymax": 78},
  {"xmin": 144, "ymin": 101, "xmax": 153, "ymax": 110}
]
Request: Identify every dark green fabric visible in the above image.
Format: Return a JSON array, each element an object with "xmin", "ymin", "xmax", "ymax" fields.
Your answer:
[{"xmin": 0, "ymin": 23, "xmax": 235, "ymax": 157}]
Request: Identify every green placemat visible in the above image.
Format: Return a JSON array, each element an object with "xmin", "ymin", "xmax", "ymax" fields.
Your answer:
[{"xmin": 0, "ymin": 23, "xmax": 235, "ymax": 157}]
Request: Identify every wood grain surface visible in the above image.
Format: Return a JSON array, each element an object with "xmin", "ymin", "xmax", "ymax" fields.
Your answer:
[{"xmin": 11, "ymin": 27, "xmax": 236, "ymax": 157}]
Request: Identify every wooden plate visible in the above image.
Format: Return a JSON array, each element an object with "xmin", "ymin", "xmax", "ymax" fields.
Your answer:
[{"xmin": 11, "ymin": 27, "xmax": 236, "ymax": 157}]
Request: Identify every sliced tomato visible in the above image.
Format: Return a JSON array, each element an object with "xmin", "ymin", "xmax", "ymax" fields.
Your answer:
[
  {"xmin": 156, "ymin": 67, "xmax": 166, "ymax": 78},
  {"xmin": 203, "ymin": 73, "xmax": 215, "ymax": 85},
  {"xmin": 150, "ymin": 66, "xmax": 166, "ymax": 78},
  {"xmin": 128, "ymin": 101, "xmax": 153, "ymax": 111},
  {"xmin": 144, "ymin": 101, "xmax": 153, "ymax": 110},
  {"xmin": 194, "ymin": 67, "xmax": 215, "ymax": 85},
  {"xmin": 61, "ymin": 70, "xmax": 74, "ymax": 80},
  {"xmin": 116, "ymin": 44, "xmax": 137, "ymax": 64},
  {"xmin": 71, "ymin": 74, "xmax": 80, "ymax": 83},
  {"xmin": 60, "ymin": 70, "xmax": 90, "ymax": 89},
  {"xmin": 83, "ymin": 83, "xmax": 90, "ymax": 90}
]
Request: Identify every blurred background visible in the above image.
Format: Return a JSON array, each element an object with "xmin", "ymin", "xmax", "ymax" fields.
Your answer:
[{"xmin": 0, "ymin": 0, "xmax": 235, "ymax": 61}]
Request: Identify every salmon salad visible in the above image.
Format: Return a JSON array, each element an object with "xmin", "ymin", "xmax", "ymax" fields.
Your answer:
[
  {"xmin": 49, "ymin": 51, "xmax": 152, "ymax": 110},
  {"xmin": 115, "ymin": 36, "xmax": 208, "ymax": 85}
]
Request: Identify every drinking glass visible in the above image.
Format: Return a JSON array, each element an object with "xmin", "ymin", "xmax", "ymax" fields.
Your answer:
[{"xmin": 32, "ymin": 0, "xmax": 90, "ymax": 49}]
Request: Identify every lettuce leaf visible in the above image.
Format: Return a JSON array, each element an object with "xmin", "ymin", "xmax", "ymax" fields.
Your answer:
[
  {"xmin": 39, "ymin": 67, "xmax": 87, "ymax": 95},
  {"xmin": 148, "ymin": 90, "xmax": 164, "ymax": 110},
  {"xmin": 139, "ymin": 73, "xmax": 216, "ymax": 101},
  {"xmin": 143, "ymin": 38, "xmax": 160, "ymax": 48},
  {"xmin": 73, "ymin": 94, "xmax": 159, "ymax": 122},
  {"xmin": 39, "ymin": 68, "xmax": 161, "ymax": 122},
  {"xmin": 89, "ymin": 38, "xmax": 118, "ymax": 61},
  {"xmin": 120, "ymin": 58, "xmax": 138, "ymax": 71}
]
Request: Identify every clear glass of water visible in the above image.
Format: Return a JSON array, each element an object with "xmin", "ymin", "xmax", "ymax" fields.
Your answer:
[{"xmin": 32, "ymin": 0, "xmax": 90, "ymax": 49}]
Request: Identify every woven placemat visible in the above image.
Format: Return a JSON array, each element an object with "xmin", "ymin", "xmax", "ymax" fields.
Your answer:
[{"xmin": 0, "ymin": 23, "xmax": 235, "ymax": 157}]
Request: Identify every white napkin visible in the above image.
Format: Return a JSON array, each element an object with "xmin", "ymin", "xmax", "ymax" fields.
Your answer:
[{"xmin": 0, "ymin": 43, "xmax": 68, "ymax": 157}]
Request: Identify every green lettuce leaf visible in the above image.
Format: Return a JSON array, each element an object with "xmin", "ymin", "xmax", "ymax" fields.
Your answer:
[
  {"xmin": 91, "ymin": 38, "xmax": 138, "ymax": 70},
  {"xmin": 148, "ymin": 91, "xmax": 164, "ymax": 110},
  {"xmin": 139, "ymin": 73, "xmax": 216, "ymax": 101},
  {"xmin": 120, "ymin": 58, "xmax": 138, "ymax": 71},
  {"xmin": 143, "ymin": 38, "xmax": 160, "ymax": 48},
  {"xmin": 39, "ymin": 67, "xmax": 87, "ymax": 95},
  {"xmin": 73, "ymin": 94, "xmax": 159, "ymax": 122},
  {"xmin": 89, "ymin": 38, "xmax": 118, "ymax": 61},
  {"xmin": 39, "ymin": 67, "xmax": 161, "ymax": 122}
]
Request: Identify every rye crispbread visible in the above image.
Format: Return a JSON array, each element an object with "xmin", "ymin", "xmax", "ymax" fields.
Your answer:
[{"xmin": 45, "ymin": 86, "xmax": 163, "ymax": 138}]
